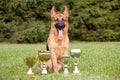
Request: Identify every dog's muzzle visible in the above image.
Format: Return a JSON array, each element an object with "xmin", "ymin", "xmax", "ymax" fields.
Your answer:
[
  {"xmin": 55, "ymin": 22, "xmax": 65, "ymax": 30},
  {"xmin": 55, "ymin": 22, "xmax": 65, "ymax": 40}
]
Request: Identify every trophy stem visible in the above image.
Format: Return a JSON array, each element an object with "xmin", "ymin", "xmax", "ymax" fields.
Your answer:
[
  {"xmin": 74, "ymin": 57, "xmax": 78, "ymax": 63},
  {"xmin": 73, "ymin": 63, "xmax": 79, "ymax": 74},
  {"xmin": 41, "ymin": 62, "xmax": 48, "ymax": 75},
  {"xmin": 64, "ymin": 64, "xmax": 69, "ymax": 74}
]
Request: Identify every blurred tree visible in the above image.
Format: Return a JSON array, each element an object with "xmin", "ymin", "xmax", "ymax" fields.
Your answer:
[{"xmin": 0, "ymin": 0, "xmax": 120, "ymax": 43}]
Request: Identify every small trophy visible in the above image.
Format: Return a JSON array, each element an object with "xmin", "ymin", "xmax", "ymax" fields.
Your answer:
[
  {"xmin": 24, "ymin": 56, "xmax": 36, "ymax": 76},
  {"xmin": 62, "ymin": 55, "xmax": 70, "ymax": 74},
  {"xmin": 38, "ymin": 51, "xmax": 50, "ymax": 75},
  {"xmin": 70, "ymin": 49, "xmax": 81, "ymax": 74}
]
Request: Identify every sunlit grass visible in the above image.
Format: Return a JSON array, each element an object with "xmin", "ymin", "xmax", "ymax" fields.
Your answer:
[{"xmin": 0, "ymin": 42, "xmax": 120, "ymax": 80}]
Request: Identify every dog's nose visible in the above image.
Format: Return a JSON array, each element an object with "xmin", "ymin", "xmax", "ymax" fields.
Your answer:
[
  {"xmin": 58, "ymin": 23, "xmax": 64, "ymax": 27},
  {"xmin": 55, "ymin": 23, "xmax": 65, "ymax": 30}
]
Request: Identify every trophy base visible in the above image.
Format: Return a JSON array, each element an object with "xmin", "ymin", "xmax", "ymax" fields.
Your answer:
[
  {"xmin": 64, "ymin": 69, "xmax": 69, "ymax": 74},
  {"xmin": 42, "ymin": 69, "xmax": 48, "ymax": 75},
  {"xmin": 63, "ymin": 65, "xmax": 69, "ymax": 74},
  {"xmin": 26, "ymin": 68, "xmax": 34, "ymax": 76},
  {"xmin": 41, "ymin": 62, "xmax": 48, "ymax": 75},
  {"xmin": 26, "ymin": 73, "xmax": 34, "ymax": 76},
  {"xmin": 71, "ymin": 73, "xmax": 82, "ymax": 76},
  {"xmin": 73, "ymin": 71, "xmax": 79, "ymax": 74}
]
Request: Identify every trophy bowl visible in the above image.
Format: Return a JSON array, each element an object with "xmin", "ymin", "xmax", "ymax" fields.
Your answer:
[
  {"xmin": 62, "ymin": 55, "xmax": 70, "ymax": 63},
  {"xmin": 38, "ymin": 51, "xmax": 51, "ymax": 75},
  {"xmin": 38, "ymin": 51, "xmax": 50, "ymax": 62},
  {"xmin": 70, "ymin": 49, "xmax": 81, "ymax": 58}
]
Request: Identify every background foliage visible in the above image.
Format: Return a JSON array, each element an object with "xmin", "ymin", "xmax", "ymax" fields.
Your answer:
[{"xmin": 0, "ymin": 0, "xmax": 120, "ymax": 43}]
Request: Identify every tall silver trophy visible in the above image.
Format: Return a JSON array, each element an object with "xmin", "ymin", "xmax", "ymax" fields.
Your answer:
[
  {"xmin": 38, "ymin": 51, "xmax": 50, "ymax": 75},
  {"xmin": 62, "ymin": 55, "xmax": 70, "ymax": 74},
  {"xmin": 70, "ymin": 49, "xmax": 81, "ymax": 74}
]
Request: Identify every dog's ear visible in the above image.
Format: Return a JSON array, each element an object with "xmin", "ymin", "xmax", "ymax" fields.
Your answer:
[
  {"xmin": 62, "ymin": 6, "xmax": 69, "ymax": 18},
  {"xmin": 51, "ymin": 6, "xmax": 57, "ymax": 18}
]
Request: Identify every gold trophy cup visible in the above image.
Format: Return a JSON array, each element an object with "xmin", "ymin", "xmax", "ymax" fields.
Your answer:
[
  {"xmin": 70, "ymin": 49, "xmax": 81, "ymax": 74},
  {"xmin": 62, "ymin": 55, "xmax": 70, "ymax": 74},
  {"xmin": 24, "ymin": 56, "xmax": 36, "ymax": 76},
  {"xmin": 38, "ymin": 51, "xmax": 50, "ymax": 75}
]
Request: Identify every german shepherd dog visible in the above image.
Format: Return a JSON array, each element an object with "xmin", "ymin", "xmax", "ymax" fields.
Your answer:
[{"xmin": 46, "ymin": 6, "xmax": 69, "ymax": 73}]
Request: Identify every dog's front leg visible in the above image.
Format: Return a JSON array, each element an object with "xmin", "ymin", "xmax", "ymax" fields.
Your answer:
[{"xmin": 51, "ymin": 53, "xmax": 58, "ymax": 73}]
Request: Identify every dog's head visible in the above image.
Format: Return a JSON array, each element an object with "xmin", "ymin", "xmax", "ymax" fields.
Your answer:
[{"xmin": 51, "ymin": 6, "xmax": 69, "ymax": 40}]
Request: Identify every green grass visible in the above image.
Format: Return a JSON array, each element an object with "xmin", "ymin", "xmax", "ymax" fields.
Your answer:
[{"xmin": 0, "ymin": 42, "xmax": 120, "ymax": 80}]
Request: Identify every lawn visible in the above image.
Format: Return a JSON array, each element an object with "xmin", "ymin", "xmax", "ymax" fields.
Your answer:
[{"xmin": 0, "ymin": 42, "xmax": 120, "ymax": 80}]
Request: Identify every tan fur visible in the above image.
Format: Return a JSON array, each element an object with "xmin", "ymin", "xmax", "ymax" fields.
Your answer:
[{"xmin": 46, "ymin": 6, "xmax": 69, "ymax": 72}]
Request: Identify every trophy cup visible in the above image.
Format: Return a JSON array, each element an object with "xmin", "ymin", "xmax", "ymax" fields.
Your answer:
[
  {"xmin": 24, "ymin": 56, "xmax": 36, "ymax": 76},
  {"xmin": 62, "ymin": 55, "xmax": 70, "ymax": 74},
  {"xmin": 70, "ymin": 49, "xmax": 81, "ymax": 74},
  {"xmin": 38, "ymin": 51, "xmax": 50, "ymax": 75}
]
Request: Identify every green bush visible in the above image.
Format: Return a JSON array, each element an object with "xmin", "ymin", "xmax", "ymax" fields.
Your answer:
[
  {"xmin": 0, "ymin": 34, "xmax": 4, "ymax": 42},
  {"xmin": 97, "ymin": 29, "xmax": 119, "ymax": 41},
  {"xmin": 0, "ymin": 21, "xmax": 14, "ymax": 42},
  {"xmin": 11, "ymin": 22, "xmax": 49, "ymax": 43},
  {"xmin": 0, "ymin": 0, "xmax": 120, "ymax": 43}
]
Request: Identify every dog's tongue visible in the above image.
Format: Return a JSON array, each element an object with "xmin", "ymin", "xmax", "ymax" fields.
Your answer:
[{"xmin": 58, "ymin": 30, "xmax": 63, "ymax": 40}]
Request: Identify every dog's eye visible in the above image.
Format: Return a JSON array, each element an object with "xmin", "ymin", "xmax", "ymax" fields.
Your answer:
[
  {"xmin": 61, "ymin": 18, "xmax": 65, "ymax": 22},
  {"xmin": 54, "ymin": 18, "xmax": 59, "ymax": 22}
]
